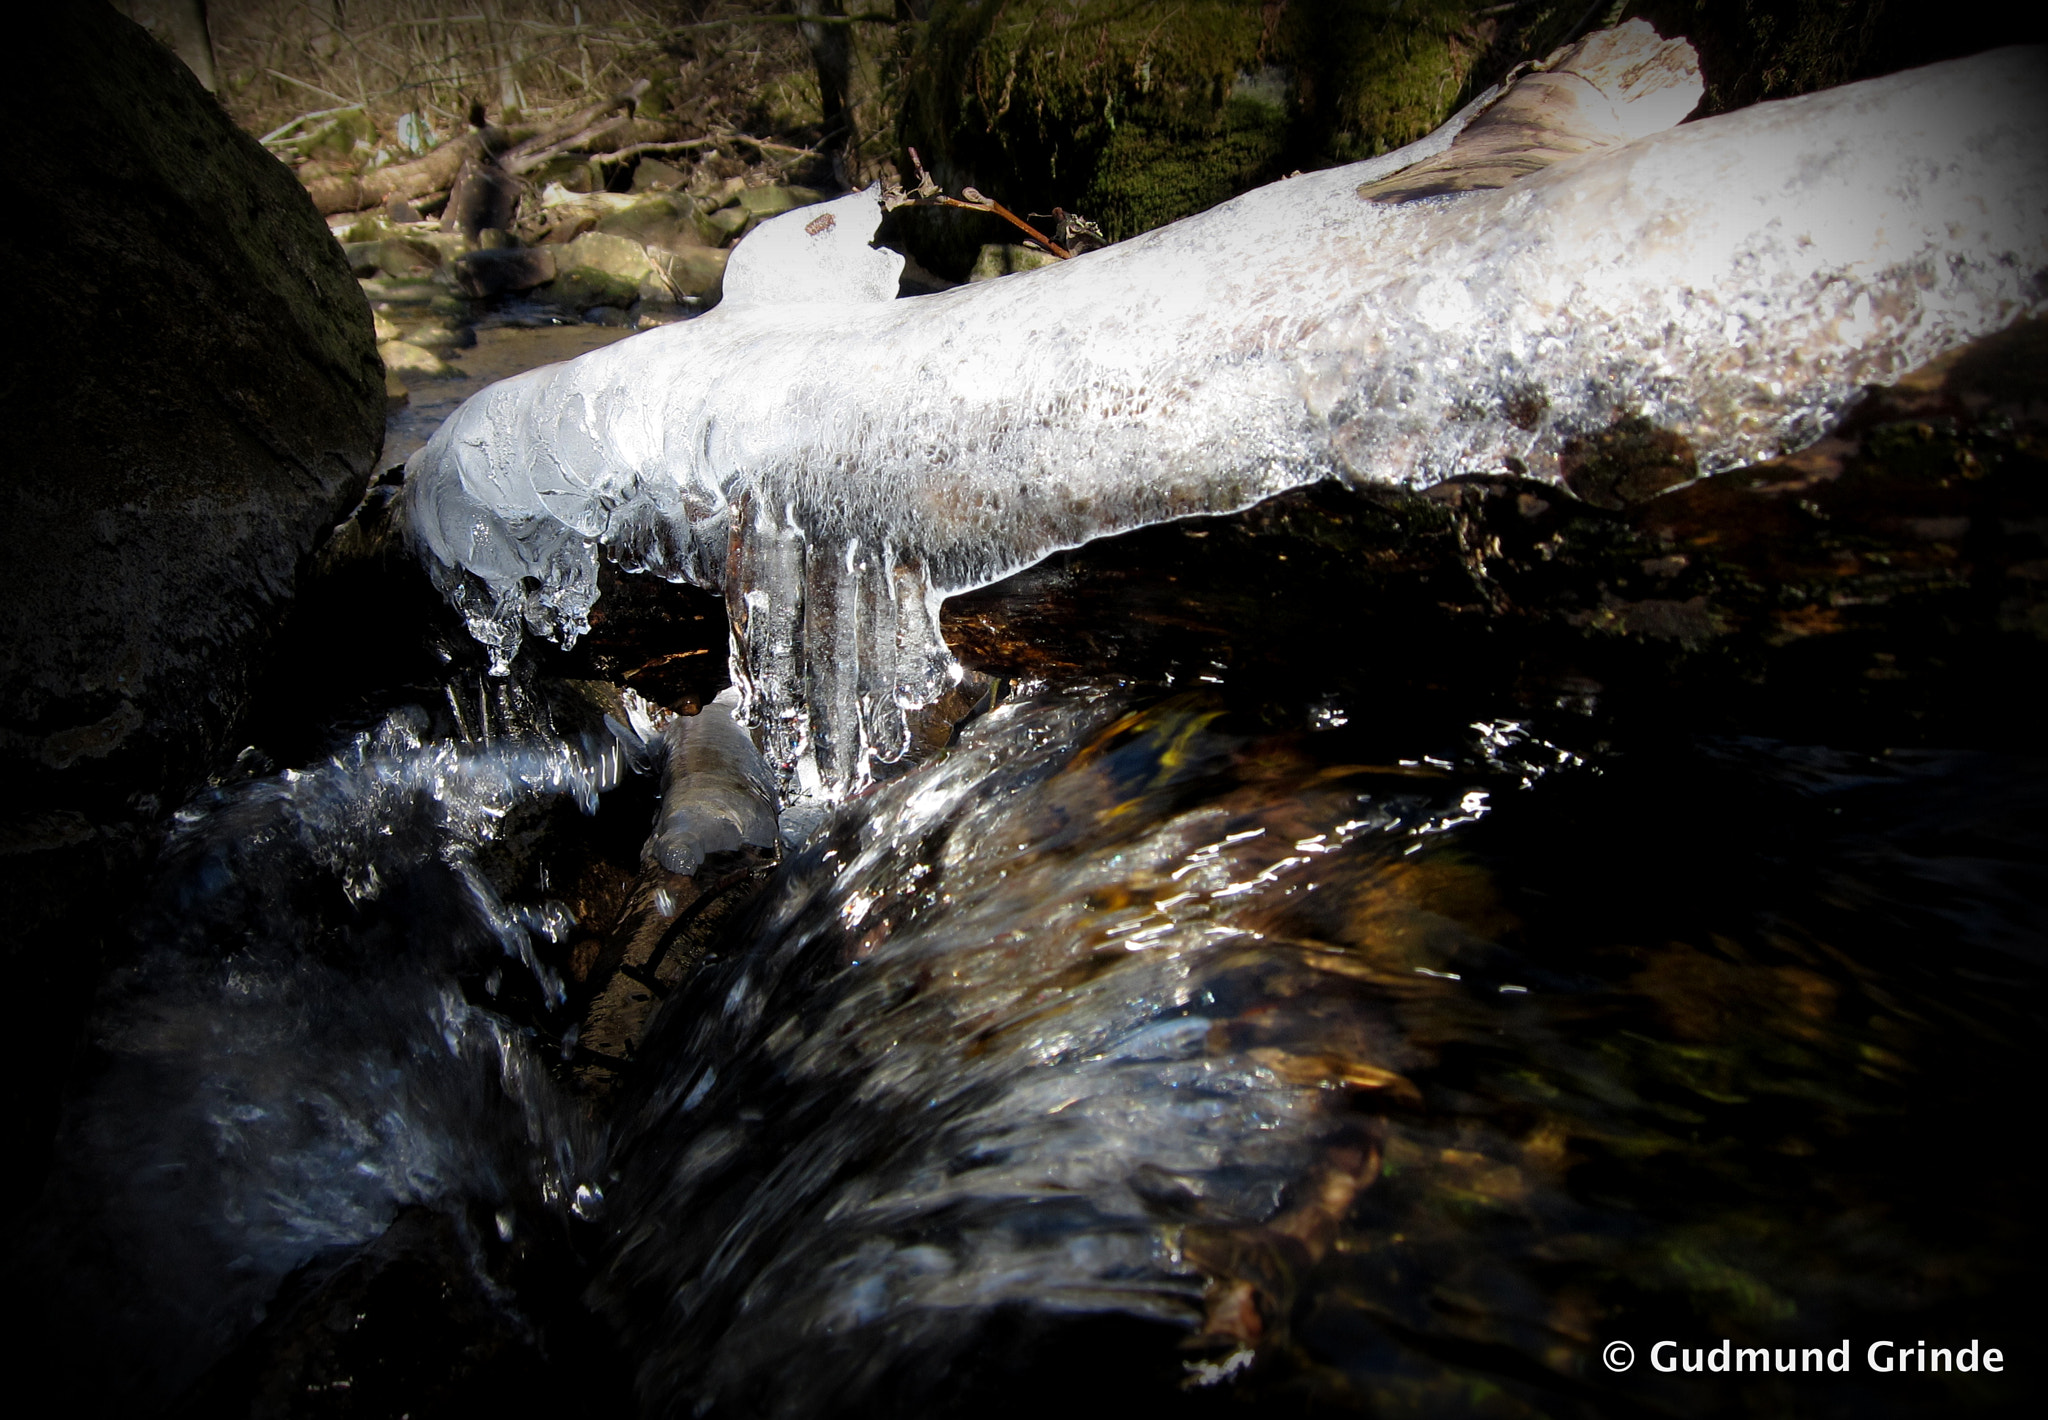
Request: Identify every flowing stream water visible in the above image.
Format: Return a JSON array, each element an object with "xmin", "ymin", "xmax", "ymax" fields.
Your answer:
[{"xmin": 22, "ymin": 321, "xmax": 2045, "ymax": 1419}]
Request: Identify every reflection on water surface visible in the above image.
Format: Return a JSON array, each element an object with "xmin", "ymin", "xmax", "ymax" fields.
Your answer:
[{"xmin": 596, "ymin": 688, "xmax": 2043, "ymax": 1417}]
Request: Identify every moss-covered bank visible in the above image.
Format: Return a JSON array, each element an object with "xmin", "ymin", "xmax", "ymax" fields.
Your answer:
[
  {"xmin": 896, "ymin": 0, "xmax": 2047, "ymax": 276},
  {"xmin": 899, "ymin": 0, "xmax": 1532, "ymax": 271}
]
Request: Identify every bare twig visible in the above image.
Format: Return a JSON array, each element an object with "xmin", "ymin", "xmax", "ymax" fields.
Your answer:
[
  {"xmin": 600, "ymin": 131, "xmax": 822, "ymax": 164},
  {"xmin": 502, "ymin": 112, "xmax": 634, "ymax": 173},
  {"xmin": 885, "ymin": 148, "xmax": 1075, "ymax": 258}
]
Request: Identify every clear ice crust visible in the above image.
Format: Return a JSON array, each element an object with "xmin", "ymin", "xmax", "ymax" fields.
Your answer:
[{"xmin": 405, "ymin": 36, "xmax": 2048, "ymax": 802}]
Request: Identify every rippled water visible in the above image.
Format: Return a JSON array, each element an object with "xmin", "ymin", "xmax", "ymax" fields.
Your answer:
[
  {"xmin": 19, "ymin": 310, "xmax": 2044, "ymax": 1415},
  {"xmin": 21, "ymin": 676, "xmax": 617, "ymax": 1406},
  {"xmin": 596, "ymin": 689, "xmax": 2045, "ymax": 1418},
  {"xmin": 24, "ymin": 664, "xmax": 2043, "ymax": 1417}
]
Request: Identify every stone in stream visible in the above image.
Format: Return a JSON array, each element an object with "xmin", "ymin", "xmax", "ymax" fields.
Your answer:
[
  {"xmin": 546, "ymin": 230, "xmax": 659, "ymax": 308},
  {"xmin": 659, "ymin": 246, "xmax": 729, "ymax": 301},
  {"xmin": 631, "ymin": 157, "xmax": 688, "ymax": 191},
  {"xmin": 595, "ymin": 191, "xmax": 710, "ymax": 252},
  {"xmin": 693, "ymin": 201, "xmax": 754, "ymax": 246},
  {"xmin": 400, "ymin": 320, "xmax": 477, "ymax": 352},
  {"xmin": 400, "ymin": 28, "xmax": 2048, "ymax": 812},
  {"xmin": 736, "ymin": 183, "xmax": 829, "ymax": 221},
  {"xmin": 647, "ymin": 686, "xmax": 780, "ymax": 875},
  {"xmin": 373, "ymin": 235, "xmax": 441, "ymax": 276},
  {"xmin": 378, "ymin": 338, "xmax": 460, "ymax": 378}
]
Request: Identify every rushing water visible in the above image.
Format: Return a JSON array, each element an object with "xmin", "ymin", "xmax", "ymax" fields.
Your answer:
[
  {"xmin": 594, "ymin": 689, "xmax": 2044, "ymax": 1418},
  {"xmin": 20, "ymin": 675, "xmax": 620, "ymax": 1406},
  {"xmin": 19, "ymin": 311, "xmax": 2045, "ymax": 1416},
  {"xmin": 24, "ymin": 655, "xmax": 2042, "ymax": 1416}
]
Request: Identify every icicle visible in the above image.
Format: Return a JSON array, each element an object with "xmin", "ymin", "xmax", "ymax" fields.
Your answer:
[{"xmin": 399, "ymin": 35, "xmax": 2048, "ymax": 808}]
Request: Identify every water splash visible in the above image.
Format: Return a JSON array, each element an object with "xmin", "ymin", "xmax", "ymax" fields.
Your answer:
[
  {"xmin": 593, "ymin": 691, "xmax": 1574, "ymax": 1414},
  {"xmin": 24, "ymin": 692, "xmax": 622, "ymax": 1405}
]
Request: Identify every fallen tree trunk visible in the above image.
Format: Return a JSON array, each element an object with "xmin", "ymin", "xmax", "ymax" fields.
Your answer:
[
  {"xmin": 303, "ymin": 84, "xmax": 649, "ymax": 215},
  {"xmin": 401, "ymin": 26, "xmax": 2048, "ymax": 805},
  {"xmin": 304, "ymin": 131, "xmax": 481, "ymax": 216}
]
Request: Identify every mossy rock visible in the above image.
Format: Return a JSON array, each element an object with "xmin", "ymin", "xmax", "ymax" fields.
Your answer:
[
  {"xmin": 656, "ymin": 246, "xmax": 728, "ymax": 301},
  {"xmin": 736, "ymin": 184, "xmax": 828, "ymax": 219},
  {"xmin": 694, "ymin": 204, "xmax": 753, "ymax": 246},
  {"xmin": 899, "ymin": 0, "xmax": 1538, "ymax": 273},
  {"xmin": 968, "ymin": 244, "xmax": 1058, "ymax": 282},
  {"xmin": 546, "ymin": 231, "xmax": 656, "ymax": 308},
  {"xmin": 596, "ymin": 193, "xmax": 704, "ymax": 252}
]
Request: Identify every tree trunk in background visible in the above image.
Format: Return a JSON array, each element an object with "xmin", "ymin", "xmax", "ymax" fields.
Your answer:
[
  {"xmin": 795, "ymin": 0, "xmax": 854, "ymax": 187},
  {"xmin": 111, "ymin": 0, "xmax": 217, "ymax": 90}
]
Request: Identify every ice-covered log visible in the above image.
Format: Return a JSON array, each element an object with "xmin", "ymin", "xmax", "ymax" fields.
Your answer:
[{"xmin": 404, "ymin": 30, "xmax": 2048, "ymax": 803}]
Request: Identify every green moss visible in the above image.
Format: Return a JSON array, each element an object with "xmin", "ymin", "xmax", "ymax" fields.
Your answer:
[
  {"xmin": 1282, "ymin": 0, "xmax": 1500, "ymax": 164},
  {"xmin": 1085, "ymin": 94, "xmax": 1290, "ymax": 237},
  {"xmin": 900, "ymin": 1, "xmax": 1519, "ymax": 270}
]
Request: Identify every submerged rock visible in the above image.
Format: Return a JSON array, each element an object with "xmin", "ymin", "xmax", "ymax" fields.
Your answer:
[
  {"xmin": 452, "ymin": 244, "xmax": 559, "ymax": 298},
  {"xmin": 649, "ymin": 687, "xmax": 780, "ymax": 875},
  {"xmin": 379, "ymin": 338, "xmax": 459, "ymax": 378}
]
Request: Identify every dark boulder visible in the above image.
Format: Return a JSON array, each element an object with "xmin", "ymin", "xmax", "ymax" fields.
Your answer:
[{"xmin": 0, "ymin": 3, "xmax": 384, "ymax": 1208}]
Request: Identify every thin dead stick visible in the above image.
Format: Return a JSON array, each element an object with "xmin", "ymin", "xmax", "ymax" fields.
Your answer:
[
  {"xmin": 936, "ymin": 193, "xmax": 1071, "ymax": 259},
  {"xmin": 599, "ymin": 133, "xmax": 822, "ymax": 163},
  {"xmin": 660, "ymin": 14, "xmax": 895, "ymax": 31},
  {"xmin": 503, "ymin": 113, "xmax": 634, "ymax": 173},
  {"xmin": 720, "ymin": 132, "xmax": 820, "ymax": 158},
  {"xmin": 890, "ymin": 148, "xmax": 1073, "ymax": 258}
]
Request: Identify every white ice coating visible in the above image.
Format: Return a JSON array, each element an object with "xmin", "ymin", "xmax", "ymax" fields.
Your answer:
[{"xmin": 404, "ymin": 38, "xmax": 2048, "ymax": 802}]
